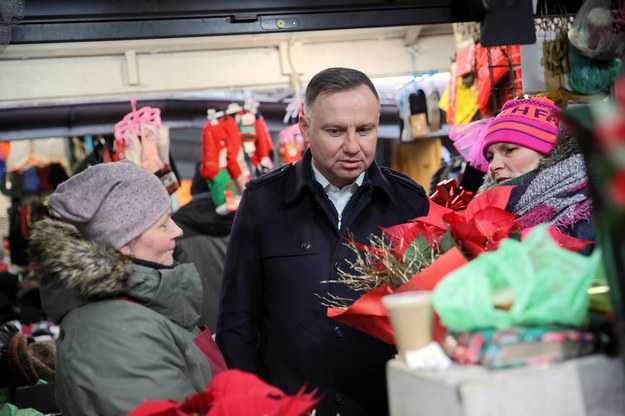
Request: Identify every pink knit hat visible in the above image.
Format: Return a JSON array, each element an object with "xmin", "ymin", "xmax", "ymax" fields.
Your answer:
[{"xmin": 481, "ymin": 97, "xmax": 560, "ymax": 158}]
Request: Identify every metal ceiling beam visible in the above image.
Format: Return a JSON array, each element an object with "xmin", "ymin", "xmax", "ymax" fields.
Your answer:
[{"xmin": 8, "ymin": 0, "xmax": 470, "ymax": 44}]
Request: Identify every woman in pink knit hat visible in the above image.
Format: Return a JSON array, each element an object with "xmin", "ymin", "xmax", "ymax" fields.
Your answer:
[{"xmin": 479, "ymin": 97, "xmax": 595, "ymax": 253}]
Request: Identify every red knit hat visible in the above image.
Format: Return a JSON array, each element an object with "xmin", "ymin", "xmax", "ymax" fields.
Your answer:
[{"xmin": 481, "ymin": 97, "xmax": 560, "ymax": 158}]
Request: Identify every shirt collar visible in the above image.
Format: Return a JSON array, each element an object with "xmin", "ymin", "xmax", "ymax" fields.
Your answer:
[
  {"xmin": 285, "ymin": 149, "xmax": 395, "ymax": 204},
  {"xmin": 311, "ymin": 158, "xmax": 365, "ymax": 191}
]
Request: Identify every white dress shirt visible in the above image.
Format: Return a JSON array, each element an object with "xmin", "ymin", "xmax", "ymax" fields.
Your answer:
[{"xmin": 312, "ymin": 160, "xmax": 365, "ymax": 229}]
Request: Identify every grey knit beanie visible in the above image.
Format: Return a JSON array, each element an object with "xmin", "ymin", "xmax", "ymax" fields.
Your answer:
[{"xmin": 49, "ymin": 160, "xmax": 172, "ymax": 249}]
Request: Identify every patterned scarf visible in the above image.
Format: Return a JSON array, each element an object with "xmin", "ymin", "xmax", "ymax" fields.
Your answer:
[{"xmin": 505, "ymin": 154, "xmax": 592, "ymax": 232}]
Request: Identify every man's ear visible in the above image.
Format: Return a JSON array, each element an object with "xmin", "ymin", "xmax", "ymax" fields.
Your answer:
[{"xmin": 299, "ymin": 115, "xmax": 311, "ymax": 143}]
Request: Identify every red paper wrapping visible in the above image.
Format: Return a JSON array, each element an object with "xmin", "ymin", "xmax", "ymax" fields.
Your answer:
[
  {"xmin": 327, "ymin": 285, "xmax": 395, "ymax": 345},
  {"xmin": 521, "ymin": 225, "xmax": 594, "ymax": 253},
  {"xmin": 327, "ymin": 247, "xmax": 469, "ymax": 346},
  {"xmin": 396, "ymin": 247, "xmax": 468, "ymax": 293}
]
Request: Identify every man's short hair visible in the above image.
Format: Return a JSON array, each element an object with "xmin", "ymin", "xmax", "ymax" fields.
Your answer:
[{"xmin": 303, "ymin": 67, "xmax": 379, "ymax": 116}]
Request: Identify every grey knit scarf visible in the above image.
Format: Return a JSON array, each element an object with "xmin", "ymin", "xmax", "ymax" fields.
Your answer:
[{"xmin": 506, "ymin": 154, "xmax": 592, "ymax": 231}]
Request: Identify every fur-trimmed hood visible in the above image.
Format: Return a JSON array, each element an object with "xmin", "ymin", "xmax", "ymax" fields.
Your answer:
[
  {"xmin": 29, "ymin": 218, "xmax": 133, "ymax": 300},
  {"xmin": 29, "ymin": 218, "xmax": 203, "ymax": 328},
  {"xmin": 478, "ymin": 124, "xmax": 583, "ymax": 193}
]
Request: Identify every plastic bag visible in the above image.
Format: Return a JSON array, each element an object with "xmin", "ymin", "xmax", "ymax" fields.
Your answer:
[
  {"xmin": 431, "ymin": 225, "xmax": 601, "ymax": 332},
  {"xmin": 568, "ymin": 0, "xmax": 625, "ymax": 60},
  {"xmin": 568, "ymin": 46, "xmax": 622, "ymax": 94}
]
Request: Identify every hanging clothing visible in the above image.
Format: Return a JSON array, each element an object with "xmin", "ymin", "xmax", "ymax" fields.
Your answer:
[
  {"xmin": 200, "ymin": 116, "xmax": 250, "ymax": 211},
  {"xmin": 237, "ymin": 111, "xmax": 274, "ymax": 176},
  {"xmin": 6, "ymin": 138, "xmax": 71, "ymax": 175},
  {"xmin": 476, "ymin": 44, "xmax": 522, "ymax": 116},
  {"xmin": 278, "ymin": 123, "xmax": 307, "ymax": 165},
  {"xmin": 200, "ymin": 115, "xmax": 246, "ymax": 182},
  {"xmin": 439, "ymin": 73, "xmax": 479, "ymax": 125},
  {"xmin": 391, "ymin": 139, "xmax": 442, "ymax": 195}
]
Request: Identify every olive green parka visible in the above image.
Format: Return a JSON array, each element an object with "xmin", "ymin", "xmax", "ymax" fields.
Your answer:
[{"xmin": 29, "ymin": 218, "xmax": 213, "ymax": 416}]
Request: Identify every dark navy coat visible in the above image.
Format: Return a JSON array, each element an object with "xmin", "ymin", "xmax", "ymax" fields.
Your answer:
[{"xmin": 216, "ymin": 150, "xmax": 429, "ymax": 416}]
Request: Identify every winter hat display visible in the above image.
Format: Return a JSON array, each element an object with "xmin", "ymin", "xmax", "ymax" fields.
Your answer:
[
  {"xmin": 481, "ymin": 97, "xmax": 560, "ymax": 158},
  {"xmin": 49, "ymin": 160, "xmax": 171, "ymax": 249}
]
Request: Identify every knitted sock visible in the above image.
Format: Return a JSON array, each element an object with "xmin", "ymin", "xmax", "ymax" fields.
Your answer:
[{"xmin": 140, "ymin": 124, "xmax": 165, "ymax": 173}]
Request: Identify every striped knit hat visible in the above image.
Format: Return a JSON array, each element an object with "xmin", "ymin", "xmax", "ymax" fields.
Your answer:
[{"xmin": 482, "ymin": 97, "xmax": 560, "ymax": 158}]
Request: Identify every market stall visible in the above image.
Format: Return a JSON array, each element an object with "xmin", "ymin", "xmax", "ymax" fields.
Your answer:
[{"xmin": 1, "ymin": 0, "xmax": 625, "ymax": 415}]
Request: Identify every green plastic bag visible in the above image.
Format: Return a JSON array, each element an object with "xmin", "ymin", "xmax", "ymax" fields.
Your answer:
[
  {"xmin": 432, "ymin": 225, "xmax": 601, "ymax": 332},
  {"xmin": 0, "ymin": 403, "xmax": 43, "ymax": 416},
  {"xmin": 568, "ymin": 46, "xmax": 622, "ymax": 95}
]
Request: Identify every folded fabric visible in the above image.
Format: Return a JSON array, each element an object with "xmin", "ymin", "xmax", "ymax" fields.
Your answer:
[
  {"xmin": 8, "ymin": 333, "xmax": 56, "ymax": 387},
  {"xmin": 443, "ymin": 326, "xmax": 596, "ymax": 369}
]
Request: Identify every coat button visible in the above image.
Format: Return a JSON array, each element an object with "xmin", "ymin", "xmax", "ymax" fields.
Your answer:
[
  {"xmin": 333, "ymin": 326, "xmax": 343, "ymax": 338},
  {"xmin": 335, "ymin": 393, "xmax": 345, "ymax": 405},
  {"xmin": 301, "ymin": 242, "xmax": 312, "ymax": 251}
]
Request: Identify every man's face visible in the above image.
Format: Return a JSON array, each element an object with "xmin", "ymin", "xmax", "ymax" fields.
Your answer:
[{"xmin": 299, "ymin": 85, "xmax": 380, "ymax": 189}]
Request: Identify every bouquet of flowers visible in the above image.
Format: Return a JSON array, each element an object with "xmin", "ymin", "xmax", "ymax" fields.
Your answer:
[{"xmin": 319, "ymin": 185, "xmax": 520, "ymax": 345}]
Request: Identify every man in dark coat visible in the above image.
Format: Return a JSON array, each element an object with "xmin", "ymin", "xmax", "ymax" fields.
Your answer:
[{"xmin": 216, "ymin": 67, "xmax": 430, "ymax": 416}]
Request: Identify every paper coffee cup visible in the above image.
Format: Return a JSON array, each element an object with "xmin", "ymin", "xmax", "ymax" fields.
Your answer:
[{"xmin": 382, "ymin": 291, "xmax": 433, "ymax": 359}]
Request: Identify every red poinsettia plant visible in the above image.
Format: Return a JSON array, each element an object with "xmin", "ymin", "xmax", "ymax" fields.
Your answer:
[{"xmin": 129, "ymin": 369, "xmax": 321, "ymax": 416}]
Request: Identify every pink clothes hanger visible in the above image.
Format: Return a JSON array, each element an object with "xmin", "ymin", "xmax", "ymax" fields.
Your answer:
[{"xmin": 114, "ymin": 97, "xmax": 162, "ymax": 145}]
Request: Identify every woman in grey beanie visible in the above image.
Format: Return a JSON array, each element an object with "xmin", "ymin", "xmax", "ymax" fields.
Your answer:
[{"xmin": 28, "ymin": 160, "xmax": 225, "ymax": 416}]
